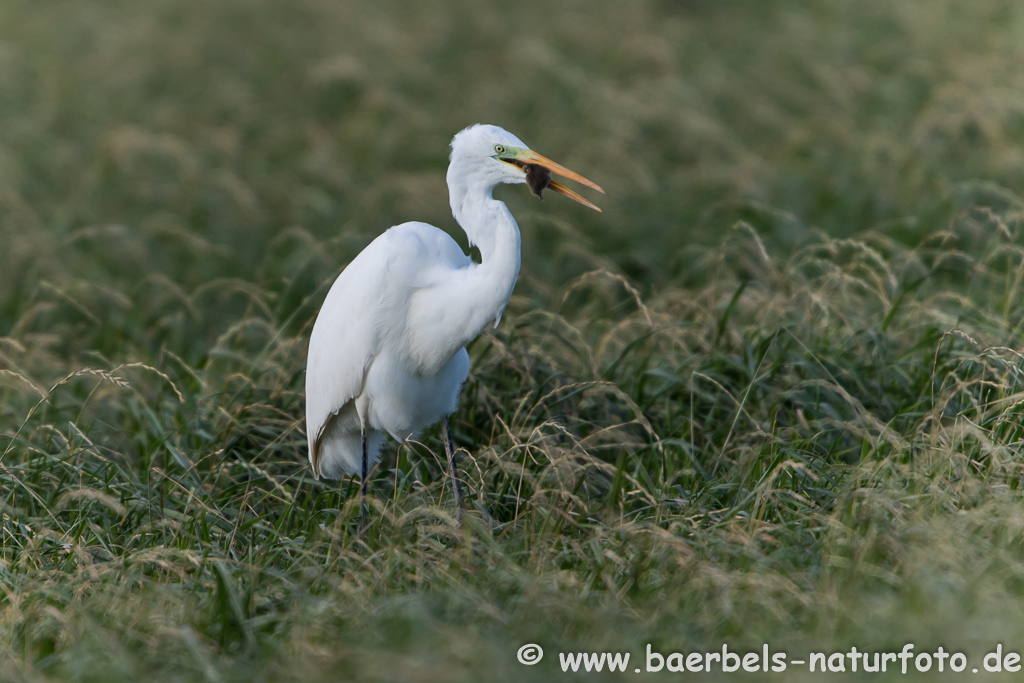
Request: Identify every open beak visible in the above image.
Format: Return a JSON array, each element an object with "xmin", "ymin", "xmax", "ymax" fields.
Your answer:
[{"xmin": 513, "ymin": 149, "xmax": 605, "ymax": 212}]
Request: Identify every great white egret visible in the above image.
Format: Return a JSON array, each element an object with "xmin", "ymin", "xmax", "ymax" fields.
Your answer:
[{"xmin": 305, "ymin": 124, "xmax": 603, "ymax": 527}]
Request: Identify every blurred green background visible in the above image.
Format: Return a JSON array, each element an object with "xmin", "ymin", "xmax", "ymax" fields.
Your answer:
[
  {"xmin": 6, "ymin": 0, "xmax": 1023, "ymax": 318},
  {"xmin": 4, "ymin": 1, "xmax": 1024, "ymax": 681}
]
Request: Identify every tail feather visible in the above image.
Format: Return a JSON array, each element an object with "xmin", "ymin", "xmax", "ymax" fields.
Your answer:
[{"xmin": 317, "ymin": 420, "xmax": 386, "ymax": 480}]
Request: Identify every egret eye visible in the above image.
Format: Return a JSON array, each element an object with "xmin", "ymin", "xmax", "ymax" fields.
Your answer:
[{"xmin": 493, "ymin": 144, "xmax": 506, "ymax": 155}]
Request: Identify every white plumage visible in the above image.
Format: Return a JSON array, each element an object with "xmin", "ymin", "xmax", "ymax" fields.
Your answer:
[
  {"xmin": 305, "ymin": 221, "xmax": 473, "ymax": 478},
  {"xmin": 304, "ymin": 124, "xmax": 603, "ymax": 518}
]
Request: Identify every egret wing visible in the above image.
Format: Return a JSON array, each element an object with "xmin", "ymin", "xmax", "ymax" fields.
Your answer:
[{"xmin": 305, "ymin": 242, "xmax": 387, "ymax": 477}]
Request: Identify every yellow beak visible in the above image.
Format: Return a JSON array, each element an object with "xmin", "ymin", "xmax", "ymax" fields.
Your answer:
[{"xmin": 516, "ymin": 149, "xmax": 605, "ymax": 213}]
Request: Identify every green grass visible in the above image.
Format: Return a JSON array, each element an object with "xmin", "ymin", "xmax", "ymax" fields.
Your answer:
[{"xmin": 4, "ymin": 0, "xmax": 1024, "ymax": 680}]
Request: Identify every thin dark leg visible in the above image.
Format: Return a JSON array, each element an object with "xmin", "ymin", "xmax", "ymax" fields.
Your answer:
[
  {"xmin": 444, "ymin": 417, "xmax": 466, "ymax": 523},
  {"xmin": 359, "ymin": 426, "xmax": 368, "ymax": 535}
]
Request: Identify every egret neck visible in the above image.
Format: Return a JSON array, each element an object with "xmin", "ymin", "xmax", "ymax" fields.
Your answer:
[{"xmin": 447, "ymin": 167, "xmax": 522, "ymax": 337}]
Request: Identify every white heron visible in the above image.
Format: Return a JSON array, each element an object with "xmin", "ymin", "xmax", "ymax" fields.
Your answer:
[{"xmin": 304, "ymin": 124, "xmax": 603, "ymax": 526}]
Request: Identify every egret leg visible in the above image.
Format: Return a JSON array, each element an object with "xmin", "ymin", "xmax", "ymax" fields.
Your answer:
[
  {"xmin": 359, "ymin": 426, "xmax": 368, "ymax": 535},
  {"xmin": 444, "ymin": 417, "xmax": 466, "ymax": 523}
]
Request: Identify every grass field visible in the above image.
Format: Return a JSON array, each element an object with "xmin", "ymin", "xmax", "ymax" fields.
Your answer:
[{"xmin": 4, "ymin": 0, "xmax": 1024, "ymax": 680}]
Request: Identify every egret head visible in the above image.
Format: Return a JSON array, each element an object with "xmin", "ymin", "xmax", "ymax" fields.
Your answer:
[{"xmin": 448, "ymin": 124, "xmax": 604, "ymax": 212}]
